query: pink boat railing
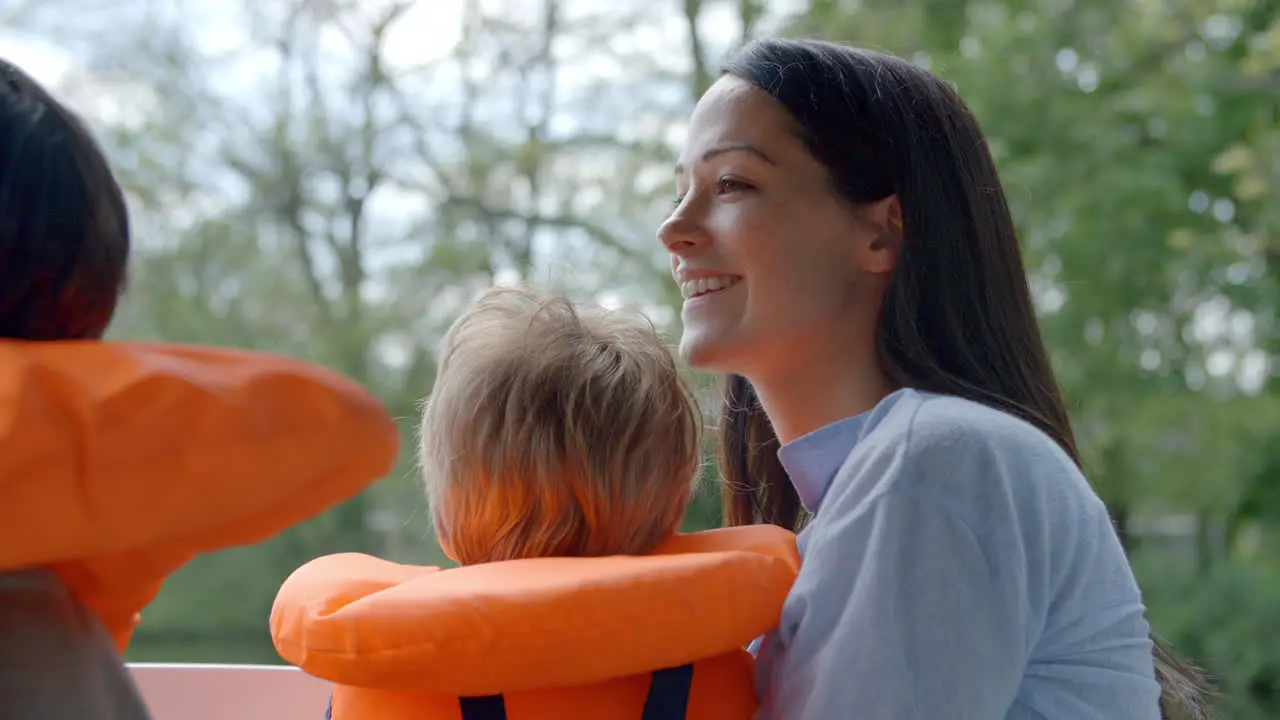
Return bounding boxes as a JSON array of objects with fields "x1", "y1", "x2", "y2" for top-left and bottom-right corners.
[{"x1": 127, "y1": 663, "x2": 331, "y2": 720}]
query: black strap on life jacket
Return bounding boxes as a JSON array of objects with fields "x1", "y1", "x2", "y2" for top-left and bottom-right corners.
[
  {"x1": 640, "y1": 663, "x2": 696, "y2": 720},
  {"x1": 458, "y1": 693, "x2": 507, "y2": 719},
  {"x1": 457, "y1": 663, "x2": 696, "y2": 720}
]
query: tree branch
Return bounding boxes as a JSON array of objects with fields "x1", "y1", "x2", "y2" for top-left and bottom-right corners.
[
  {"x1": 442, "y1": 195, "x2": 641, "y2": 259},
  {"x1": 680, "y1": 0, "x2": 711, "y2": 102}
]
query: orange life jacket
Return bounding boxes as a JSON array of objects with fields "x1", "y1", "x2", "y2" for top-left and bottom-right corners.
[
  {"x1": 271, "y1": 525, "x2": 800, "y2": 720},
  {"x1": 0, "y1": 340, "x2": 399, "y2": 650}
]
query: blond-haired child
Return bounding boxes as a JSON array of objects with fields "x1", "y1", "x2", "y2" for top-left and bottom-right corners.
[
  {"x1": 419, "y1": 285, "x2": 702, "y2": 564},
  {"x1": 272, "y1": 285, "x2": 798, "y2": 720}
]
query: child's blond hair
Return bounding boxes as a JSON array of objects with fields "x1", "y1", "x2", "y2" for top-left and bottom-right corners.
[{"x1": 419, "y1": 285, "x2": 701, "y2": 565}]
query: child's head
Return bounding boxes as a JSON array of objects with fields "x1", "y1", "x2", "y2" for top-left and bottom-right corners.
[
  {"x1": 420, "y1": 286, "x2": 702, "y2": 565},
  {"x1": 0, "y1": 59, "x2": 130, "y2": 340}
]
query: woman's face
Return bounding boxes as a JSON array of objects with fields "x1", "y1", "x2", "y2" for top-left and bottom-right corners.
[{"x1": 659, "y1": 75, "x2": 896, "y2": 383}]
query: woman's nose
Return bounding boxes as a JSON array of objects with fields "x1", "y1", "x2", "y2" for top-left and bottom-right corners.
[{"x1": 656, "y1": 211, "x2": 706, "y2": 256}]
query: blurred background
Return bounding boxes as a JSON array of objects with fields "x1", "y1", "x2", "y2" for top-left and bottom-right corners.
[{"x1": 3, "y1": 0, "x2": 1278, "y2": 715}]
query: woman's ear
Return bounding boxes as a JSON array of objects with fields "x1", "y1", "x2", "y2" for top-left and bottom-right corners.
[{"x1": 857, "y1": 195, "x2": 902, "y2": 275}]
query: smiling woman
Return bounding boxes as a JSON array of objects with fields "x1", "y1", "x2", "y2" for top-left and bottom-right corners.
[
  {"x1": 659, "y1": 37, "x2": 1213, "y2": 720},
  {"x1": 661, "y1": 69, "x2": 895, "y2": 421}
]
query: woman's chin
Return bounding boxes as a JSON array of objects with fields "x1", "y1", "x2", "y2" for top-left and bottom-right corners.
[{"x1": 678, "y1": 330, "x2": 745, "y2": 374}]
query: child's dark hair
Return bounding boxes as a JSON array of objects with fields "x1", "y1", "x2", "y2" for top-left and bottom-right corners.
[{"x1": 0, "y1": 59, "x2": 129, "y2": 340}]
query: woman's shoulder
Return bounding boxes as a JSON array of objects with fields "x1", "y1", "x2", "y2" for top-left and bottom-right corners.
[
  {"x1": 846, "y1": 389, "x2": 1100, "y2": 528},
  {"x1": 868, "y1": 388, "x2": 1076, "y2": 471}
]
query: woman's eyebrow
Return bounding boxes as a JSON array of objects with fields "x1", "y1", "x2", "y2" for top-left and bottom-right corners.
[{"x1": 674, "y1": 143, "x2": 775, "y2": 175}]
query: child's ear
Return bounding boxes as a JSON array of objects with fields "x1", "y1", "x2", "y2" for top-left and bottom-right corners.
[{"x1": 435, "y1": 531, "x2": 458, "y2": 564}]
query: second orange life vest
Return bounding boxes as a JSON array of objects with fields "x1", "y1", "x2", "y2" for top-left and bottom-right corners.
[
  {"x1": 272, "y1": 525, "x2": 801, "y2": 719},
  {"x1": 0, "y1": 340, "x2": 399, "y2": 650}
]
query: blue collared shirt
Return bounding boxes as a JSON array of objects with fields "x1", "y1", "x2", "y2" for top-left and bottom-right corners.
[{"x1": 753, "y1": 388, "x2": 1161, "y2": 719}]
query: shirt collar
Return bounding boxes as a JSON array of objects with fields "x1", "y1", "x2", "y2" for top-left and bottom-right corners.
[{"x1": 777, "y1": 413, "x2": 871, "y2": 514}]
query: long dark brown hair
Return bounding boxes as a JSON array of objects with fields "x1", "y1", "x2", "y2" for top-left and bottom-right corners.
[{"x1": 716, "y1": 38, "x2": 1213, "y2": 719}]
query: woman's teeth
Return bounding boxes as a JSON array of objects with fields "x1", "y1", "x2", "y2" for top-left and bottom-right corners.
[{"x1": 680, "y1": 275, "x2": 741, "y2": 300}]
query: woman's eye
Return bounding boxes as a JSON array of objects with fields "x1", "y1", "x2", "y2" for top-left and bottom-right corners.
[{"x1": 671, "y1": 178, "x2": 751, "y2": 208}]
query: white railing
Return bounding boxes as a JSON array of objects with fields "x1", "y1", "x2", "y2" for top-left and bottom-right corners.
[{"x1": 127, "y1": 663, "x2": 331, "y2": 720}]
